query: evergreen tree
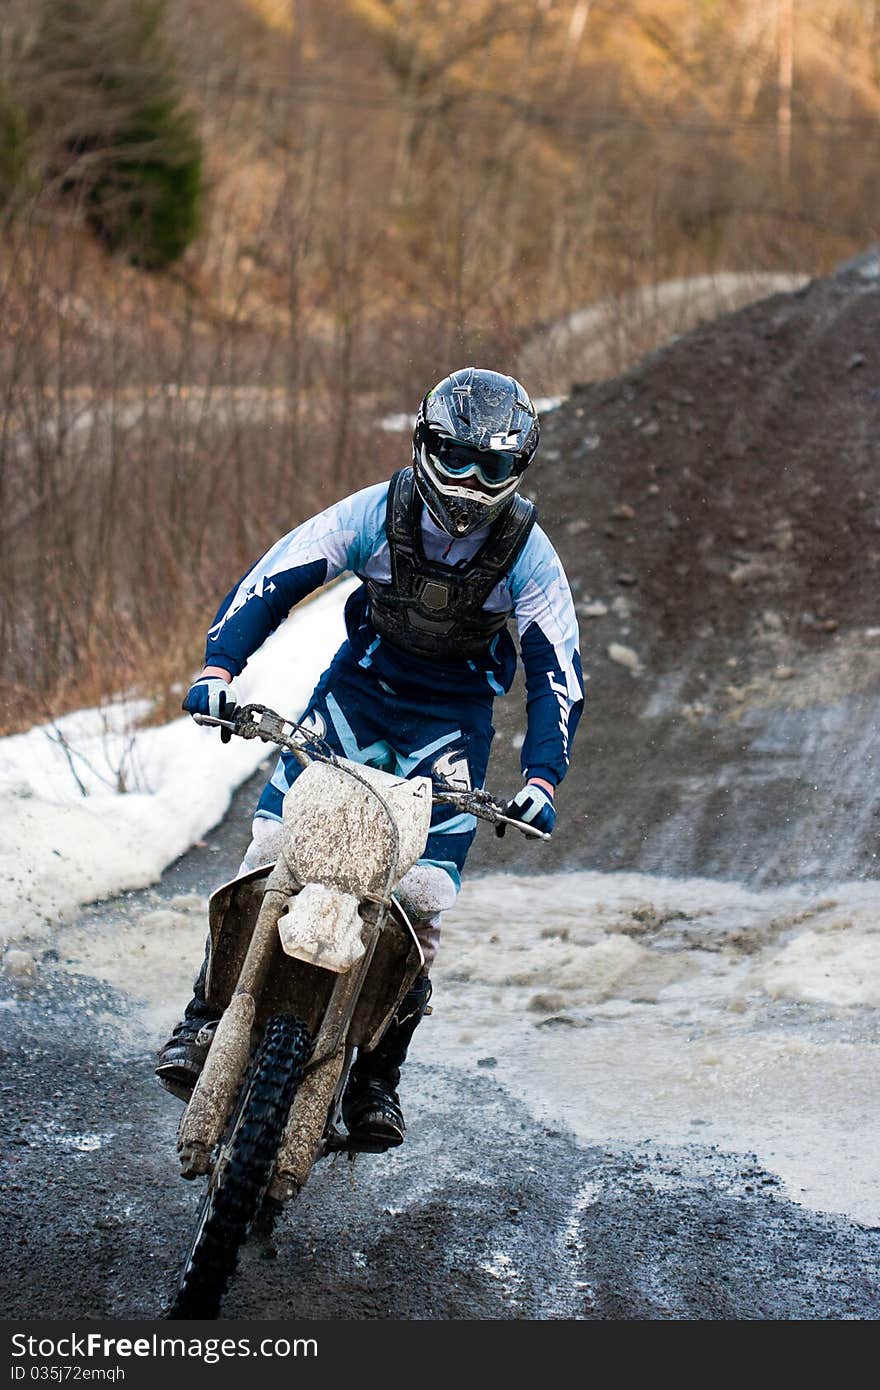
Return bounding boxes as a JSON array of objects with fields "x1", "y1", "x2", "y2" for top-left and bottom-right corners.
[{"x1": 33, "y1": 0, "x2": 204, "y2": 267}]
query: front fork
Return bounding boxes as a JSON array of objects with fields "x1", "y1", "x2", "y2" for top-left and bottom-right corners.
[
  {"x1": 267, "y1": 899, "x2": 386, "y2": 1199},
  {"x1": 176, "y1": 878, "x2": 384, "y2": 1182}
]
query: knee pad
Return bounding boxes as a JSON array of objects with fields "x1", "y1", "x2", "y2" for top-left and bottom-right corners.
[
  {"x1": 396, "y1": 863, "x2": 458, "y2": 919},
  {"x1": 238, "y1": 816, "x2": 284, "y2": 876}
]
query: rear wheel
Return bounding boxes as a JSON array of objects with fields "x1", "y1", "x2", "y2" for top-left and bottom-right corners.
[{"x1": 167, "y1": 1013, "x2": 313, "y2": 1319}]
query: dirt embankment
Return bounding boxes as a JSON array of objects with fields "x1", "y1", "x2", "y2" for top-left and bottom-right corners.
[{"x1": 475, "y1": 252, "x2": 880, "y2": 886}]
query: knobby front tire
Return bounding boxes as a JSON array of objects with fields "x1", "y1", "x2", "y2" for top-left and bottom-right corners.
[{"x1": 168, "y1": 1013, "x2": 313, "y2": 1319}]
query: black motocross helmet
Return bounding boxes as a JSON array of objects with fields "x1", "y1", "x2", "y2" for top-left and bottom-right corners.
[{"x1": 412, "y1": 367, "x2": 540, "y2": 537}]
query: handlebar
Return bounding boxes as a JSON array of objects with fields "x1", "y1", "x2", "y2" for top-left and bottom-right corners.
[{"x1": 193, "y1": 703, "x2": 551, "y2": 842}]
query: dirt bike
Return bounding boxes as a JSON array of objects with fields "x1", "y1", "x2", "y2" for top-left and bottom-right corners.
[{"x1": 165, "y1": 702, "x2": 548, "y2": 1319}]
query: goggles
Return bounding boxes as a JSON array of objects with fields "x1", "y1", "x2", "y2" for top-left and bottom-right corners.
[{"x1": 430, "y1": 438, "x2": 524, "y2": 490}]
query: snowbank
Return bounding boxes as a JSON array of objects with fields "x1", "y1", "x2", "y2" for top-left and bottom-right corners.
[{"x1": 0, "y1": 579, "x2": 357, "y2": 943}]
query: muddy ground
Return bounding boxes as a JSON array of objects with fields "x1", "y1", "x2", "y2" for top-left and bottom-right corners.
[
  {"x1": 1, "y1": 768, "x2": 878, "y2": 1321},
  {"x1": 1, "y1": 256, "x2": 878, "y2": 1321}
]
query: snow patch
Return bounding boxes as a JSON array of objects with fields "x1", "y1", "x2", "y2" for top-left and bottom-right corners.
[{"x1": 0, "y1": 579, "x2": 357, "y2": 943}]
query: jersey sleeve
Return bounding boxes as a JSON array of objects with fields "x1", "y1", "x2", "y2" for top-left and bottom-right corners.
[
  {"x1": 508, "y1": 525, "x2": 584, "y2": 786},
  {"x1": 204, "y1": 481, "x2": 388, "y2": 676}
]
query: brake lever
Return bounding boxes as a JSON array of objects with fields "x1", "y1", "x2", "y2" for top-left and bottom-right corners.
[
  {"x1": 192, "y1": 713, "x2": 236, "y2": 731},
  {"x1": 192, "y1": 707, "x2": 314, "y2": 767},
  {"x1": 493, "y1": 812, "x2": 552, "y2": 842},
  {"x1": 432, "y1": 785, "x2": 551, "y2": 841}
]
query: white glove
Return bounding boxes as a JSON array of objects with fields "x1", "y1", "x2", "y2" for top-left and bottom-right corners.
[
  {"x1": 497, "y1": 782, "x2": 556, "y2": 837},
  {"x1": 182, "y1": 676, "x2": 239, "y2": 740}
]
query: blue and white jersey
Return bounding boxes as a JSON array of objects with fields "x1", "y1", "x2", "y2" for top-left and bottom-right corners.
[{"x1": 205, "y1": 481, "x2": 584, "y2": 785}]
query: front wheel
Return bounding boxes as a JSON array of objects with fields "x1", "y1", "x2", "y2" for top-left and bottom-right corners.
[{"x1": 168, "y1": 1013, "x2": 313, "y2": 1319}]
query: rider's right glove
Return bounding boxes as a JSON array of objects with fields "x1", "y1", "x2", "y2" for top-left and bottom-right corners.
[
  {"x1": 496, "y1": 782, "x2": 556, "y2": 838},
  {"x1": 183, "y1": 676, "x2": 239, "y2": 743}
]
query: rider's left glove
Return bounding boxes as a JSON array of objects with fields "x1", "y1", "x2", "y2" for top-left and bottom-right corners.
[
  {"x1": 496, "y1": 782, "x2": 556, "y2": 837},
  {"x1": 183, "y1": 676, "x2": 239, "y2": 743}
]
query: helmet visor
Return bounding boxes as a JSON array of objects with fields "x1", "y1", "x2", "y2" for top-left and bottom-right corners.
[{"x1": 431, "y1": 439, "x2": 523, "y2": 490}]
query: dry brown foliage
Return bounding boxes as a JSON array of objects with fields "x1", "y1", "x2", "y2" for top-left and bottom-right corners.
[{"x1": 1, "y1": 0, "x2": 879, "y2": 729}]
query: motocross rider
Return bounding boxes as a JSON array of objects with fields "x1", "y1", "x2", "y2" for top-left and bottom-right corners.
[{"x1": 156, "y1": 367, "x2": 584, "y2": 1149}]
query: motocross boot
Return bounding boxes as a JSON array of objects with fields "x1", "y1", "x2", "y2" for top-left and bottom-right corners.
[
  {"x1": 342, "y1": 975, "x2": 432, "y2": 1150},
  {"x1": 155, "y1": 942, "x2": 220, "y2": 1102}
]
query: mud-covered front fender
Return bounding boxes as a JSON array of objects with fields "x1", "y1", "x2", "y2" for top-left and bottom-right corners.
[{"x1": 205, "y1": 867, "x2": 422, "y2": 1049}]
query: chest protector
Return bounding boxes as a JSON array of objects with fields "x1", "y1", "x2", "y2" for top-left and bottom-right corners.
[{"x1": 366, "y1": 468, "x2": 537, "y2": 661}]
